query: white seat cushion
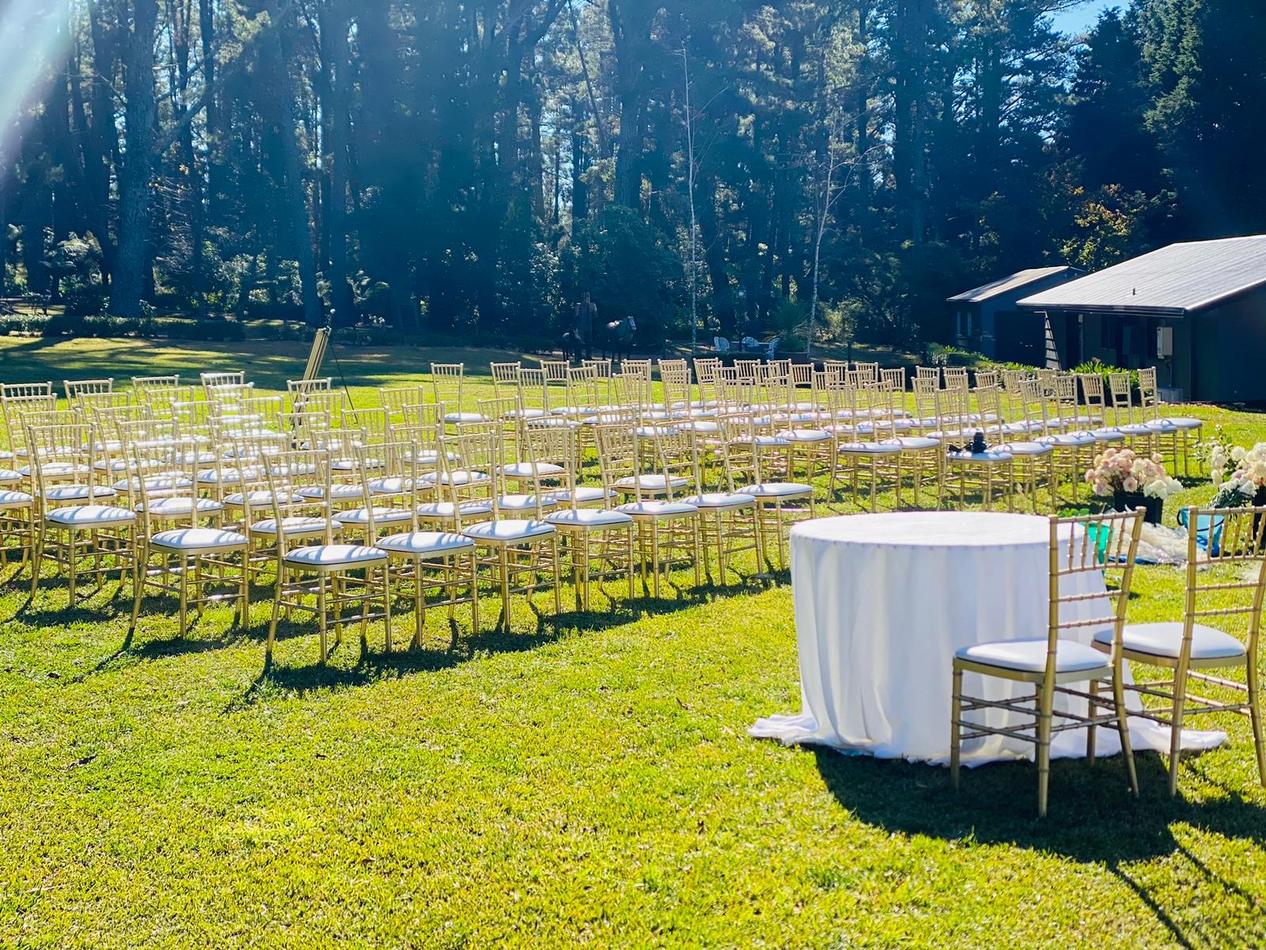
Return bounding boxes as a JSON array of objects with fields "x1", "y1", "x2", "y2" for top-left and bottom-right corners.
[
  {"x1": 0, "y1": 489, "x2": 34, "y2": 509},
  {"x1": 137, "y1": 497, "x2": 224, "y2": 517},
  {"x1": 682, "y1": 492, "x2": 756, "y2": 510},
  {"x1": 295, "y1": 483, "x2": 364, "y2": 501},
  {"x1": 1002, "y1": 441, "x2": 1054, "y2": 457},
  {"x1": 836, "y1": 441, "x2": 902, "y2": 455},
  {"x1": 776, "y1": 429, "x2": 831, "y2": 443},
  {"x1": 415, "y1": 500, "x2": 494, "y2": 519},
  {"x1": 616, "y1": 500, "x2": 699, "y2": 519},
  {"x1": 366, "y1": 476, "x2": 427, "y2": 496},
  {"x1": 500, "y1": 462, "x2": 566, "y2": 479},
  {"x1": 375, "y1": 531, "x2": 475, "y2": 557},
  {"x1": 1090, "y1": 428, "x2": 1127, "y2": 443},
  {"x1": 428, "y1": 469, "x2": 491, "y2": 487},
  {"x1": 957, "y1": 638, "x2": 1109, "y2": 675},
  {"x1": 44, "y1": 484, "x2": 116, "y2": 503},
  {"x1": 1159, "y1": 417, "x2": 1202, "y2": 431},
  {"x1": 497, "y1": 493, "x2": 559, "y2": 512},
  {"x1": 1041, "y1": 432, "x2": 1097, "y2": 448},
  {"x1": 896, "y1": 436, "x2": 942, "y2": 451},
  {"x1": 552, "y1": 486, "x2": 615, "y2": 505},
  {"x1": 1096, "y1": 622, "x2": 1247, "y2": 662},
  {"x1": 150, "y1": 527, "x2": 248, "y2": 552},
  {"x1": 614, "y1": 475, "x2": 690, "y2": 493},
  {"x1": 46, "y1": 505, "x2": 137, "y2": 528},
  {"x1": 284, "y1": 544, "x2": 387, "y2": 570},
  {"x1": 0, "y1": 468, "x2": 23, "y2": 485},
  {"x1": 196, "y1": 466, "x2": 261, "y2": 485},
  {"x1": 333, "y1": 506, "x2": 415, "y2": 526},
  {"x1": 545, "y1": 508, "x2": 635, "y2": 529},
  {"x1": 224, "y1": 490, "x2": 300, "y2": 507},
  {"x1": 462, "y1": 519, "x2": 556, "y2": 543},
  {"x1": 249, "y1": 517, "x2": 342, "y2": 537},
  {"x1": 948, "y1": 449, "x2": 1013, "y2": 462},
  {"x1": 737, "y1": 482, "x2": 814, "y2": 499},
  {"x1": 443, "y1": 411, "x2": 487, "y2": 424},
  {"x1": 113, "y1": 474, "x2": 194, "y2": 495}
]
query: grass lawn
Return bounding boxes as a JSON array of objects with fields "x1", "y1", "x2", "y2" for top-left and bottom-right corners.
[{"x1": 1, "y1": 337, "x2": 1265, "y2": 947}]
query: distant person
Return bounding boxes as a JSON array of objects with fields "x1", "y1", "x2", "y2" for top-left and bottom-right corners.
[{"x1": 573, "y1": 292, "x2": 597, "y2": 361}]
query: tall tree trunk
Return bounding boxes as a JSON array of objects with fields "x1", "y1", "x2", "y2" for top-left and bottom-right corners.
[
  {"x1": 111, "y1": 0, "x2": 159, "y2": 317},
  {"x1": 263, "y1": 4, "x2": 322, "y2": 327},
  {"x1": 609, "y1": 0, "x2": 647, "y2": 210},
  {"x1": 320, "y1": 0, "x2": 356, "y2": 325}
]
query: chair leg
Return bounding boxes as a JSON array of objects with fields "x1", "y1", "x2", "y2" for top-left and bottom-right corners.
[
  {"x1": 318, "y1": 573, "x2": 329, "y2": 664},
  {"x1": 1036, "y1": 683, "x2": 1054, "y2": 818},
  {"x1": 950, "y1": 667, "x2": 963, "y2": 791},
  {"x1": 1249, "y1": 657, "x2": 1266, "y2": 787},
  {"x1": 1169, "y1": 668, "x2": 1189, "y2": 796},
  {"x1": 1086, "y1": 678, "x2": 1099, "y2": 767},
  {"x1": 1112, "y1": 670, "x2": 1139, "y2": 797},
  {"x1": 381, "y1": 566, "x2": 393, "y2": 652}
]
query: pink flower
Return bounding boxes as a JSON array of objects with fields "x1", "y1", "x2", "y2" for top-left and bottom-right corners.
[{"x1": 1123, "y1": 476, "x2": 1139, "y2": 493}]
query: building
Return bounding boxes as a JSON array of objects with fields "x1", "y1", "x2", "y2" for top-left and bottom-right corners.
[
  {"x1": 1018, "y1": 235, "x2": 1266, "y2": 402},
  {"x1": 945, "y1": 266, "x2": 1081, "y2": 364}
]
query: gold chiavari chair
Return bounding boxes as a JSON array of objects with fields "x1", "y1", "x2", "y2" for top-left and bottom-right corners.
[
  {"x1": 938, "y1": 386, "x2": 1014, "y2": 511},
  {"x1": 536, "y1": 423, "x2": 635, "y2": 611},
  {"x1": 941, "y1": 366, "x2": 970, "y2": 393},
  {"x1": 1094, "y1": 506, "x2": 1266, "y2": 795},
  {"x1": 977, "y1": 384, "x2": 1056, "y2": 513},
  {"x1": 682, "y1": 425, "x2": 758, "y2": 585},
  {"x1": 200, "y1": 370, "x2": 246, "y2": 391},
  {"x1": 126, "y1": 436, "x2": 249, "y2": 638},
  {"x1": 379, "y1": 385, "x2": 428, "y2": 429},
  {"x1": 879, "y1": 367, "x2": 907, "y2": 394},
  {"x1": 658, "y1": 359, "x2": 693, "y2": 415},
  {"x1": 852, "y1": 361, "x2": 880, "y2": 385},
  {"x1": 1137, "y1": 367, "x2": 1201, "y2": 476},
  {"x1": 1016, "y1": 379, "x2": 1096, "y2": 505},
  {"x1": 264, "y1": 446, "x2": 391, "y2": 664},
  {"x1": 826, "y1": 382, "x2": 902, "y2": 512},
  {"x1": 64, "y1": 378, "x2": 114, "y2": 405},
  {"x1": 371, "y1": 439, "x2": 480, "y2": 647},
  {"x1": 1, "y1": 386, "x2": 57, "y2": 463},
  {"x1": 726, "y1": 414, "x2": 815, "y2": 573},
  {"x1": 601, "y1": 424, "x2": 701, "y2": 599},
  {"x1": 454, "y1": 423, "x2": 561, "y2": 631},
  {"x1": 868, "y1": 381, "x2": 944, "y2": 509},
  {"x1": 432, "y1": 363, "x2": 485, "y2": 425},
  {"x1": 693, "y1": 357, "x2": 721, "y2": 408},
  {"x1": 28, "y1": 422, "x2": 137, "y2": 606},
  {"x1": 951, "y1": 509, "x2": 1146, "y2": 817},
  {"x1": 287, "y1": 377, "x2": 333, "y2": 413}
]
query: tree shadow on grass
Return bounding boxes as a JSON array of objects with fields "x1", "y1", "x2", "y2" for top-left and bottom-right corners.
[{"x1": 811, "y1": 748, "x2": 1266, "y2": 948}]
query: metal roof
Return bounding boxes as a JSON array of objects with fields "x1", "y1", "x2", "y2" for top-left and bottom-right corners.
[
  {"x1": 1017, "y1": 235, "x2": 1266, "y2": 316},
  {"x1": 947, "y1": 266, "x2": 1075, "y2": 304}
]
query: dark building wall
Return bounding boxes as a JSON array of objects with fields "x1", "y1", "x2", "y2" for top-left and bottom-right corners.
[{"x1": 1191, "y1": 293, "x2": 1266, "y2": 402}]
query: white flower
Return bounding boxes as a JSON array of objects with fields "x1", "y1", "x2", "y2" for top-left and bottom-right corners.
[{"x1": 1231, "y1": 446, "x2": 1246, "y2": 462}]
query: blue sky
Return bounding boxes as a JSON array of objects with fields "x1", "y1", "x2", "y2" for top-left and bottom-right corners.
[{"x1": 1051, "y1": 0, "x2": 1121, "y2": 34}]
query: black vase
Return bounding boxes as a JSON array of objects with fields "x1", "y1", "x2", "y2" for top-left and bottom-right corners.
[{"x1": 1111, "y1": 490, "x2": 1163, "y2": 525}]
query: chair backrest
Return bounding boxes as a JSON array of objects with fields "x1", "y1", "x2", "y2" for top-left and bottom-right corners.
[
  {"x1": 915, "y1": 366, "x2": 940, "y2": 386},
  {"x1": 1047, "y1": 510, "x2": 1145, "y2": 680},
  {"x1": 942, "y1": 366, "x2": 969, "y2": 392},
  {"x1": 1107, "y1": 372, "x2": 1134, "y2": 422},
  {"x1": 1179, "y1": 506, "x2": 1266, "y2": 662},
  {"x1": 1077, "y1": 373, "x2": 1106, "y2": 416},
  {"x1": 200, "y1": 371, "x2": 246, "y2": 390},
  {"x1": 879, "y1": 367, "x2": 906, "y2": 392},
  {"x1": 64, "y1": 378, "x2": 113, "y2": 403},
  {"x1": 262, "y1": 447, "x2": 338, "y2": 552},
  {"x1": 1137, "y1": 367, "x2": 1161, "y2": 419}
]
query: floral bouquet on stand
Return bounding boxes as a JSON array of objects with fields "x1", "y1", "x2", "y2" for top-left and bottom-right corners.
[
  {"x1": 1085, "y1": 447, "x2": 1183, "y2": 524},
  {"x1": 1210, "y1": 442, "x2": 1266, "y2": 509}
]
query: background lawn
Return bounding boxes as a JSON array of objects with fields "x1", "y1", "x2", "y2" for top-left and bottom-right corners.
[{"x1": 1, "y1": 337, "x2": 1264, "y2": 947}]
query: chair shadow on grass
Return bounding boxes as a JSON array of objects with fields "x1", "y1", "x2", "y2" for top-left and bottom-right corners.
[{"x1": 811, "y1": 748, "x2": 1266, "y2": 948}]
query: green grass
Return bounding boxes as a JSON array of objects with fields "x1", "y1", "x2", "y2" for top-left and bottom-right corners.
[{"x1": 1, "y1": 337, "x2": 1265, "y2": 947}]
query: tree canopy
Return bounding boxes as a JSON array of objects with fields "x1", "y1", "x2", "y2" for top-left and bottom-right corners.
[{"x1": 0, "y1": 0, "x2": 1261, "y2": 347}]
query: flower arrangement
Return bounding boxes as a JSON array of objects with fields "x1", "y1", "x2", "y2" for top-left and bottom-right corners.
[
  {"x1": 1084, "y1": 447, "x2": 1183, "y2": 501},
  {"x1": 1209, "y1": 441, "x2": 1266, "y2": 508},
  {"x1": 1197, "y1": 425, "x2": 1239, "y2": 486}
]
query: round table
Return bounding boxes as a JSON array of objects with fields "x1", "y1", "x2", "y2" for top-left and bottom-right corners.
[{"x1": 750, "y1": 511, "x2": 1214, "y2": 764}]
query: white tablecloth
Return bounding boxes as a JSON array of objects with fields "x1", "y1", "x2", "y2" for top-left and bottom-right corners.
[{"x1": 750, "y1": 511, "x2": 1223, "y2": 765}]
